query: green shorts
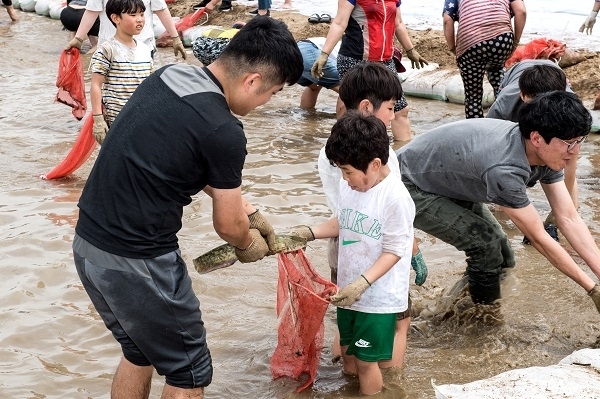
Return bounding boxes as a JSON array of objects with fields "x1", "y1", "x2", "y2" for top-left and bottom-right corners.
[{"x1": 337, "y1": 308, "x2": 396, "y2": 362}]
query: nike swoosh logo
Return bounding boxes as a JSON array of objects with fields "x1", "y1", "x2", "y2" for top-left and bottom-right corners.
[{"x1": 342, "y1": 239, "x2": 361, "y2": 246}]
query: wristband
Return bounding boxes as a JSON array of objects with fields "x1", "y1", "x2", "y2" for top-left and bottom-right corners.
[
  {"x1": 92, "y1": 114, "x2": 103, "y2": 116},
  {"x1": 74, "y1": 37, "x2": 84, "y2": 43},
  {"x1": 320, "y1": 51, "x2": 329, "y2": 57},
  {"x1": 405, "y1": 47, "x2": 414, "y2": 53},
  {"x1": 360, "y1": 274, "x2": 371, "y2": 286}
]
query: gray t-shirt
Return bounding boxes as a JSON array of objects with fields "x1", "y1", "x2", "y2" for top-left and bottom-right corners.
[
  {"x1": 486, "y1": 60, "x2": 572, "y2": 121},
  {"x1": 397, "y1": 118, "x2": 564, "y2": 209}
]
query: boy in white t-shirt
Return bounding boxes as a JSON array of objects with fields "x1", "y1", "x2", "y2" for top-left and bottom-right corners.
[
  {"x1": 90, "y1": 0, "x2": 154, "y2": 144},
  {"x1": 301, "y1": 111, "x2": 415, "y2": 395},
  {"x1": 295, "y1": 62, "x2": 426, "y2": 371}
]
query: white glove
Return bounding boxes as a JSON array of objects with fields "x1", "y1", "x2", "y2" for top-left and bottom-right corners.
[{"x1": 579, "y1": 10, "x2": 598, "y2": 35}]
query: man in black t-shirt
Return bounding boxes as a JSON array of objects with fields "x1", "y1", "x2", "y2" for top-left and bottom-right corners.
[{"x1": 73, "y1": 17, "x2": 302, "y2": 398}]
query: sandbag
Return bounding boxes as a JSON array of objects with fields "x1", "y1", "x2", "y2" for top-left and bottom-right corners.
[
  {"x1": 12, "y1": 0, "x2": 21, "y2": 10},
  {"x1": 400, "y1": 68, "x2": 451, "y2": 101},
  {"x1": 20, "y1": 0, "x2": 36, "y2": 12},
  {"x1": 270, "y1": 250, "x2": 337, "y2": 392},
  {"x1": 182, "y1": 25, "x2": 219, "y2": 47},
  {"x1": 48, "y1": 0, "x2": 65, "y2": 19},
  {"x1": 55, "y1": 48, "x2": 87, "y2": 120},
  {"x1": 41, "y1": 113, "x2": 97, "y2": 180},
  {"x1": 34, "y1": 0, "x2": 50, "y2": 16},
  {"x1": 445, "y1": 74, "x2": 496, "y2": 107}
]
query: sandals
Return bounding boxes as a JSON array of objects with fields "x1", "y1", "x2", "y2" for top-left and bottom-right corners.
[{"x1": 308, "y1": 13, "x2": 332, "y2": 24}]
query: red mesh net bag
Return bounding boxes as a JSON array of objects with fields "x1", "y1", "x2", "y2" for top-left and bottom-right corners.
[
  {"x1": 505, "y1": 38, "x2": 566, "y2": 68},
  {"x1": 156, "y1": 9, "x2": 206, "y2": 47},
  {"x1": 271, "y1": 250, "x2": 337, "y2": 392},
  {"x1": 41, "y1": 113, "x2": 97, "y2": 180},
  {"x1": 55, "y1": 48, "x2": 87, "y2": 120}
]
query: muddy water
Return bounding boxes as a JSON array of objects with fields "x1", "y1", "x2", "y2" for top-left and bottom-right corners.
[{"x1": 2, "y1": 12, "x2": 600, "y2": 399}]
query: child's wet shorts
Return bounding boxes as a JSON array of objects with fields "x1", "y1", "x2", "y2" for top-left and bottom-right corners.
[
  {"x1": 337, "y1": 308, "x2": 396, "y2": 362},
  {"x1": 73, "y1": 234, "x2": 212, "y2": 388}
]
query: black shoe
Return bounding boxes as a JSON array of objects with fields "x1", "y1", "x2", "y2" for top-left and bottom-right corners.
[
  {"x1": 522, "y1": 223, "x2": 559, "y2": 245},
  {"x1": 252, "y1": 9, "x2": 270, "y2": 17},
  {"x1": 192, "y1": 0, "x2": 209, "y2": 9},
  {"x1": 246, "y1": 8, "x2": 259, "y2": 15},
  {"x1": 218, "y1": 3, "x2": 232, "y2": 11}
]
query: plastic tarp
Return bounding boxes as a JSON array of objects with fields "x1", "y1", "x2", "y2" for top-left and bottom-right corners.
[{"x1": 271, "y1": 250, "x2": 337, "y2": 392}]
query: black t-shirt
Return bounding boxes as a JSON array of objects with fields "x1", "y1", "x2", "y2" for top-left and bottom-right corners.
[{"x1": 76, "y1": 64, "x2": 247, "y2": 258}]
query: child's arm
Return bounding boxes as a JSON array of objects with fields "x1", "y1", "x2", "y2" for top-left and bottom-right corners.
[
  {"x1": 291, "y1": 218, "x2": 339, "y2": 241},
  {"x1": 330, "y1": 252, "x2": 400, "y2": 306},
  {"x1": 90, "y1": 73, "x2": 104, "y2": 117},
  {"x1": 90, "y1": 72, "x2": 108, "y2": 144}
]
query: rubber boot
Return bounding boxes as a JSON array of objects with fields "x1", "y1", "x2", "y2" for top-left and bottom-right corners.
[
  {"x1": 5, "y1": 5, "x2": 18, "y2": 21},
  {"x1": 468, "y1": 271, "x2": 501, "y2": 305},
  {"x1": 6, "y1": 5, "x2": 18, "y2": 21}
]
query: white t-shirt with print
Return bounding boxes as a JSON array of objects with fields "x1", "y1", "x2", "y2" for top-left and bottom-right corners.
[{"x1": 336, "y1": 173, "x2": 414, "y2": 314}]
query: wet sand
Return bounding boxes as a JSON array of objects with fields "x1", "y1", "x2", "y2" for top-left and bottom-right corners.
[{"x1": 1, "y1": 8, "x2": 600, "y2": 399}]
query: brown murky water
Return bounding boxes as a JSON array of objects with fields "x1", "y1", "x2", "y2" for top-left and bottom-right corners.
[{"x1": 2, "y1": 12, "x2": 600, "y2": 399}]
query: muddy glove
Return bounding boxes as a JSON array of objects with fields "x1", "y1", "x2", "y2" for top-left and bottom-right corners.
[
  {"x1": 65, "y1": 36, "x2": 84, "y2": 50},
  {"x1": 234, "y1": 229, "x2": 269, "y2": 263},
  {"x1": 172, "y1": 36, "x2": 187, "y2": 59},
  {"x1": 248, "y1": 210, "x2": 277, "y2": 251},
  {"x1": 579, "y1": 11, "x2": 598, "y2": 35},
  {"x1": 411, "y1": 250, "x2": 428, "y2": 286},
  {"x1": 310, "y1": 51, "x2": 329, "y2": 79},
  {"x1": 589, "y1": 284, "x2": 600, "y2": 314},
  {"x1": 405, "y1": 47, "x2": 429, "y2": 69},
  {"x1": 290, "y1": 225, "x2": 315, "y2": 242},
  {"x1": 330, "y1": 275, "x2": 371, "y2": 306},
  {"x1": 92, "y1": 114, "x2": 109, "y2": 145}
]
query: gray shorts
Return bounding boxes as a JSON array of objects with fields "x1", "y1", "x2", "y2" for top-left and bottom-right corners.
[{"x1": 73, "y1": 234, "x2": 212, "y2": 388}]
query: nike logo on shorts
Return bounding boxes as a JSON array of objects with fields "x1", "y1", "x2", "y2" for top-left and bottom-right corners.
[
  {"x1": 342, "y1": 239, "x2": 361, "y2": 246},
  {"x1": 354, "y1": 339, "x2": 372, "y2": 348}
]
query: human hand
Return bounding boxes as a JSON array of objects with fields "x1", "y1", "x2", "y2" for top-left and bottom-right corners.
[
  {"x1": 589, "y1": 284, "x2": 600, "y2": 314},
  {"x1": 579, "y1": 11, "x2": 598, "y2": 35},
  {"x1": 290, "y1": 225, "x2": 315, "y2": 242},
  {"x1": 172, "y1": 36, "x2": 187, "y2": 59},
  {"x1": 92, "y1": 114, "x2": 108, "y2": 145},
  {"x1": 234, "y1": 229, "x2": 269, "y2": 263},
  {"x1": 411, "y1": 250, "x2": 428, "y2": 286},
  {"x1": 248, "y1": 210, "x2": 277, "y2": 251},
  {"x1": 310, "y1": 51, "x2": 329, "y2": 79},
  {"x1": 406, "y1": 48, "x2": 429, "y2": 69},
  {"x1": 330, "y1": 275, "x2": 370, "y2": 306},
  {"x1": 65, "y1": 36, "x2": 84, "y2": 51}
]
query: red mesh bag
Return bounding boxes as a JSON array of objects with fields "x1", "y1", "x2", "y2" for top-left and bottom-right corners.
[
  {"x1": 271, "y1": 250, "x2": 338, "y2": 392},
  {"x1": 55, "y1": 48, "x2": 87, "y2": 120},
  {"x1": 41, "y1": 113, "x2": 97, "y2": 180},
  {"x1": 505, "y1": 38, "x2": 566, "y2": 68},
  {"x1": 156, "y1": 9, "x2": 206, "y2": 47}
]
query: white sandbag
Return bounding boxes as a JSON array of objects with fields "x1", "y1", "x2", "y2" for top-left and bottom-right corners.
[
  {"x1": 182, "y1": 25, "x2": 220, "y2": 47},
  {"x1": 445, "y1": 74, "x2": 496, "y2": 107},
  {"x1": 400, "y1": 64, "x2": 451, "y2": 102},
  {"x1": 20, "y1": 0, "x2": 36, "y2": 12},
  {"x1": 153, "y1": 14, "x2": 180, "y2": 39},
  {"x1": 34, "y1": 0, "x2": 50, "y2": 16},
  {"x1": 12, "y1": 0, "x2": 21, "y2": 10},
  {"x1": 433, "y1": 348, "x2": 600, "y2": 399},
  {"x1": 48, "y1": 0, "x2": 65, "y2": 19}
]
